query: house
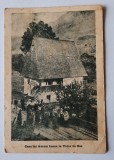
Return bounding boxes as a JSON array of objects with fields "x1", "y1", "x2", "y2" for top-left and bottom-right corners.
[{"x1": 22, "y1": 37, "x2": 87, "y2": 103}]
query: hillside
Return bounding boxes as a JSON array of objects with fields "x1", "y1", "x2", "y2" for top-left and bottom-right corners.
[
  {"x1": 12, "y1": 11, "x2": 96, "y2": 56},
  {"x1": 51, "y1": 11, "x2": 96, "y2": 56},
  {"x1": 52, "y1": 11, "x2": 95, "y2": 41},
  {"x1": 12, "y1": 37, "x2": 23, "y2": 55}
]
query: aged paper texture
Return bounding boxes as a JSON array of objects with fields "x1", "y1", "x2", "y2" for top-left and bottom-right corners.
[{"x1": 4, "y1": 5, "x2": 106, "y2": 153}]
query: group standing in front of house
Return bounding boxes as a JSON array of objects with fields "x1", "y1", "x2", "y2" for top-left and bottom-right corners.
[{"x1": 12, "y1": 99, "x2": 70, "y2": 129}]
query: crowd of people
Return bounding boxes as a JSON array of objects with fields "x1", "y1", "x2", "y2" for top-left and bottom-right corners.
[{"x1": 12, "y1": 99, "x2": 70, "y2": 129}]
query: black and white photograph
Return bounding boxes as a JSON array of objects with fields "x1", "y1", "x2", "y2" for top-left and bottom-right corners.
[
  {"x1": 11, "y1": 10, "x2": 98, "y2": 141},
  {"x1": 4, "y1": 6, "x2": 106, "y2": 153}
]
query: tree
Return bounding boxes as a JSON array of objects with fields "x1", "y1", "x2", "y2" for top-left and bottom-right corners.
[
  {"x1": 20, "y1": 21, "x2": 59, "y2": 54},
  {"x1": 12, "y1": 54, "x2": 24, "y2": 73},
  {"x1": 55, "y1": 80, "x2": 96, "y2": 117},
  {"x1": 80, "y1": 53, "x2": 96, "y2": 82}
]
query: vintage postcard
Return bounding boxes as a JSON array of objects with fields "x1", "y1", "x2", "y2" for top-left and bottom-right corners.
[{"x1": 4, "y1": 6, "x2": 106, "y2": 153}]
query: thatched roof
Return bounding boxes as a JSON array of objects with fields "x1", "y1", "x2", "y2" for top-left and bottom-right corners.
[{"x1": 22, "y1": 38, "x2": 87, "y2": 80}]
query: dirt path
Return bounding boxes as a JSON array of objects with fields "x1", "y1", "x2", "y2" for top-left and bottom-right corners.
[{"x1": 33, "y1": 124, "x2": 94, "y2": 140}]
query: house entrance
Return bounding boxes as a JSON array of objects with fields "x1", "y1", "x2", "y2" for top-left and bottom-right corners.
[{"x1": 47, "y1": 95, "x2": 51, "y2": 102}]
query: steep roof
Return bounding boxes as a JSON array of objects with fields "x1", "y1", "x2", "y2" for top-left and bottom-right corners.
[{"x1": 22, "y1": 37, "x2": 87, "y2": 80}]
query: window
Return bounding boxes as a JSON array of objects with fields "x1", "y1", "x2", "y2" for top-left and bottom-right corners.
[
  {"x1": 48, "y1": 81, "x2": 53, "y2": 85},
  {"x1": 47, "y1": 95, "x2": 51, "y2": 101}
]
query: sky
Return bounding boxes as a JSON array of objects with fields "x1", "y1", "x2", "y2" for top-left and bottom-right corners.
[{"x1": 11, "y1": 12, "x2": 65, "y2": 37}]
